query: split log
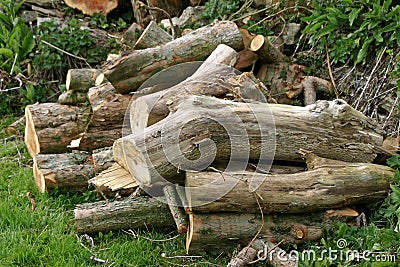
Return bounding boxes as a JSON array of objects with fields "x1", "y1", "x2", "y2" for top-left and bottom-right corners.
[
  {"x1": 79, "y1": 83, "x2": 131, "y2": 151},
  {"x1": 92, "y1": 146, "x2": 114, "y2": 174},
  {"x1": 64, "y1": 0, "x2": 118, "y2": 16},
  {"x1": 163, "y1": 185, "x2": 188, "y2": 234},
  {"x1": 74, "y1": 196, "x2": 174, "y2": 234},
  {"x1": 24, "y1": 103, "x2": 90, "y2": 156},
  {"x1": 66, "y1": 69, "x2": 102, "y2": 92},
  {"x1": 116, "y1": 96, "x2": 383, "y2": 188},
  {"x1": 33, "y1": 151, "x2": 93, "y2": 193},
  {"x1": 89, "y1": 163, "x2": 138, "y2": 198},
  {"x1": 58, "y1": 90, "x2": 88, "y2": 105},
  {"x1": 5, "y1": 116, "x2": 25, "y2": 135},
  {"x1": 186, "y1": 211, "x2": 352, "y2": 253},
  {"x1": 103, "y1": 20, "x2": 244, "y2": 93},
  {"x1": 134, "y1": 21, "x2": 172, "y2": 49},
  {"x1": 250, "y1": 34, "x2": 287, "y2": 63},
  {"x1": 185, "y1": 153, "x2": 395, "y2": 213}
]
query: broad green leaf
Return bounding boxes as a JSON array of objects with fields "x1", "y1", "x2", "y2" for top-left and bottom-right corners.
[
  {"x1": 390, "y1": 184, "x2": 400, "y2": 204},
  {"x1": 0, "y1": 48, "x2": 13, "y2": 58},
  {"x1": 355, "y1": 37, "x2": 374, "y2": 64},
  {"x1": 315, "y1": 24, "x2": 338, "y2": 38},
  {"x1": 383, "y1": 0, "x2": 392, "y2": 13},
  {"x1": 387, "y1": 156, "x2": 400, "y2": 168},
  {"x1": 303, "y1": 21, "x2": 324, "y2": 33},
  {"x1": 20, "y1": 30, "x2": 35, "y2": 59},
  {"x1": 349, "y1": 7, "x2": 363, "y2": 26}
]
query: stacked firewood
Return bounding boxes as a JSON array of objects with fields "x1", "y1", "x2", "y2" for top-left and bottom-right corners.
[{"x1": 22, "y1": 19, "x2": 395, "y2": 265}]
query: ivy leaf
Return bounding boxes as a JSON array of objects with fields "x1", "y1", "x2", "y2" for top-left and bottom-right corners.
[{"x1": 355, "y1": 37, "x2": 374, "y2": 64}]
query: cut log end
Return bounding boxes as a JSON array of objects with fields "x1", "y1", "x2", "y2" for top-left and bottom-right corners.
[
  {"x1": 24, "y1": 106, "x2": 40, "y2": 156},
  {"x1": 249, "y1": 34, "x2": 265, "y2": 52}
]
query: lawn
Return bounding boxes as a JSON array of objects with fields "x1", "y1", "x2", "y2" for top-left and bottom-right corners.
[{"x1": 0, "y1": 117, "x2": 228, "y2": 267}]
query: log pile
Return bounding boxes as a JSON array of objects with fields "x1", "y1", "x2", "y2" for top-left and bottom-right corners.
[{"x1": 19, "y1": 17, "x2": 397, "y2": 265}]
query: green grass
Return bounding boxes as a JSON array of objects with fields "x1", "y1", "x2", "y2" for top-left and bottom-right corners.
[{"x1": 0, "y1": 117, "x2": 228, "y2": 267}]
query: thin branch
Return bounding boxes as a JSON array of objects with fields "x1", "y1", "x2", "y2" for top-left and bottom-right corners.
[
  {"x1": 41, "y1": 40, "x2": 92, "y2": 68},
  {"x1": 325, "y1": 41, "x2": 339, "y2": 98}
]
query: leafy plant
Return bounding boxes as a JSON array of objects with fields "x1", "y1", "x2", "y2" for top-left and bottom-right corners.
[
  {"x1": 0, "y1": 0, "x2": 35, "y2": 75},
  {"x1": 202, "y1": 0, "x2": 241, "y2": 22},
  {"x1": 302, "y1": 0, "x2": 400, "y2": 65}
]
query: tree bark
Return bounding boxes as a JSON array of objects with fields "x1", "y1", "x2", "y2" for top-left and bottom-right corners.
[
  {"x1": 24, "y1": 103, "x2": 91, "y2": 156},
  {"x1": 134, "y1": 20, "x2": 172, "y2": 49},
  {"x1": 185, "y1": 153, "x2": 394, "y2": 213},
  {"x1": 163, "y1": 185, "x2": 188, "y2": 234},
  {"x1": 116, "y1": 96, "x2": 383, "y2": 188},
  {"x1": 74, "y1": 196, "x2": 174, "y2": 234},
  {"x1": 250, "y1": 34, "x2": 287, "y2": 63},
  {"x1": 58, "y1": 90, "x2": 88, "y2": 105},
  {"x1": 186, "y1": 211, "x2": 350, "y2": 254},
  {"x1": 33, "y1": 152, "x2": 93, "y2": 193},
  {"x1": 103, "y1": 20, "x2": 244, "y2": 93},
  {"x1": 89, "y1": 163, "x2": 138, "y2": 198},
  {"x1": 66, "y1": 69, "x2": 102, "y2": 92},
  {"x1": 78, "y1": 83, "x2": 131, "y2": 151},
  {"x1": 92, "y1": 146, "x2": 114, "y2": 174}
]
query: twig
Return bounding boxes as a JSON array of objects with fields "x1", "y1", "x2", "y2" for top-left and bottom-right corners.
[
  {"x1": 247, "y1": 192, "x2": 265, "y2": 248},
  {"x1": 10, "y1": 53, "x2": 18, "y2": 75},
  {"x1": 41, "y1": 40, "x2": 91, "y2": 68},
  {"x1": 0, "y1": 77, "x2": 22, "y2": 93},
  {"x1": 123, "y1": 229, "x2": 180, "y2": 242},
  {"x1": 229, "y1": 0, "x2": 253, "y2": 21},
  {"x1": 161, "y1": 253, "x2": 203, "y2": 259},
  {"x1": 325, "y1": 41, "x2": 339, "y2": 98},
  {"x1": 354, "y1": 46, "x2": 387, "y2": 109}
]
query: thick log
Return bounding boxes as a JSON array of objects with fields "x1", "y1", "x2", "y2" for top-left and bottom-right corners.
[
  {"x1": 186, "y1": 211, "x2": 350, "y2": 253},
  {"x1": 58, "y1": 90, "x2": 88, "y2": 105},
  {"x1": 64, "y1": 0, "x2": 118, "y2": 16},
  {"x1": 235, "y1": 50, "x2": 259, "y2": 70},
  {"x1": 24, "y1": 103, "x2": 90, "y2": 156},
  {"x1": 128, "y1": 44, "x2": 250, "y2": 131},
  {"x1": 78, "y1": 83, "x2": 131, "y2": 151},
  {"x1": 74, "y1": 196, "x2": 174, "y2": 234},
  {"x1": 163, "y1": 185, "x2": 188, "y2": 234},
  {"x1": 33, "y1": 152, "x2": 93, "y2": 193},
  {"x1": 134, "y1": 21, "x2": 172, "y2": 49},
  {"x1": 92, "y1": 146, "x2": 114, "y2": 174},
  {"x1": 117, "y1": 96, "x2": 383, "y2": 187},
  {"x1": 103, "y1": 20, "x2": 244, "y2": 93},
  {"x1": 66, "y1": 69, "x2": 102, "y2": 92},
  {"x1": 250, "y1": 34, "x2": 286, "y2": 63},
  {"x1": 89, "y1": 163, "x2": 138, "y2": 198},
  {"x1": 186, "y1": 153, "x2": 395, "y2": 213}
]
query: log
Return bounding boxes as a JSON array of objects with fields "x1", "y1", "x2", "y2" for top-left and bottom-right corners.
[
  {"x1": 186, "y1": 211, "x2": 351, "y2": 253},
  {"x1": 66, "y1": 69, "x2": 102, "y2": 92},
  {"x1": 74, "y1": 196, "x2": 174, "y2": 234},
  {"x1": 103, "y1": 20, "x2": 244, "y2": 93},
  {"x1": 302, "y1": 76, "x2": 333, "y2": 105},
  {"x1": 64, "y1": 0, "x2": 118, "y2": 16},
  {"x1": 116, "y1": 96, "x2": 383, "y2": 188},
  {"x1": 163, "y1": 185, "x2": 188, "y2": 234},
  {"x1": 234, "y1": 50, "x2": 259, "y2": 70},
  {"x1": 127, "y1": 43, "x2": 253, "y2": 131},
  {"x1": 58, "y1": 90, "x2": 88, "y2": 105},
  {"x1": 5, "y1": 116, "x2": 25, "y2": 136},
  {"x1": 249, "y1": 34, "x2": 286, "y2": 63},
  {"x1": 89, "y1": 163, "x2": 138, "y2": 198},
  {"x1": 92, "y1": 146, "x2": 114, "y2": 174},
  {"x1": 134, "y1": 21, "x2": 173, "y2": 49},
  {"x1": 24, "y1": 103, "x2": 91, "y2": 156},
  {"x1": 185, "y1": 153, "x2": 395, "y2": 213},
  {"x1": 33, "y1": 151, "x2": 94, "y2": 193},
  {"x1": 78, "y1": 83, "x2": 131, "y2": 151}
]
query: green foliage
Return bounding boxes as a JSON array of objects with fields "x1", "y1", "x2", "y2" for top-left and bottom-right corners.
[
  {"x1": 33, "y1": 18, "x2": 118, "y2": 82},
  {"x1": 202, "y1": 0, "x2": 241, "y2": 22},
  {"x1": 302, "y1": 0, "x2": 400, "y2": 65},
  {"x1": 89, "y1": 12, "x2": 130, "y2": 32},
  {"x1": 0, "y1": 0, "x2": 35, "y2": 74}
]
